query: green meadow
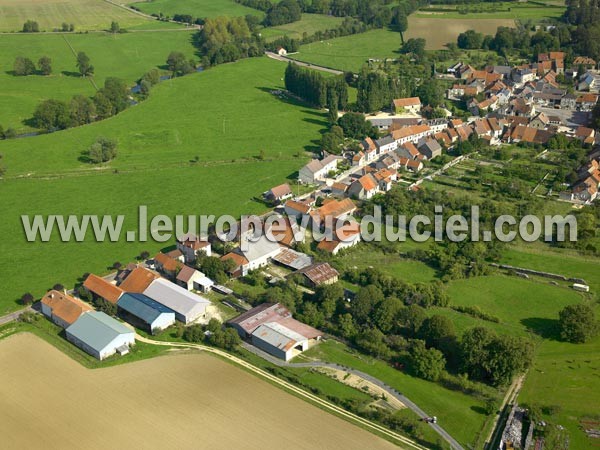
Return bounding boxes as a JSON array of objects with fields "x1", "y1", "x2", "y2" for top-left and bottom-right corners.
[
  {"x1": 260, "y1": 13, "x2": 345, "y2": 41},
  {"x1": 129, "y1": 0, "x2": 264, "y2": 19},
  {"x1": 0, "y1": 31, "x2": 197, "y2": 133},
  {"x1": 295, "y1": 28, "x2": 402, "y2": 73},
  {"x1": 0, "y1": 0, "x2": 152, "y2": 32},
  {"x1": 0, "y1": 57, "x2": 327, "y2": 312}
]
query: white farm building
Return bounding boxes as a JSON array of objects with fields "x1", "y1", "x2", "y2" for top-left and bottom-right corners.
[
  {"x1": 65, "y1": 311, "x2": 135, "y2": 360},
  {"x1": 143, "y1": 278, "x2": 211, "y2": 324}
]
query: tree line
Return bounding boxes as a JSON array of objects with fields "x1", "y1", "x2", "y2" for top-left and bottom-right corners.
[
  {"x1": 33, "y1": 77, "x2": 130, "y2": 131},
  {"x1": 284, "y1": 62, "x2": 348, "y2": 109}
]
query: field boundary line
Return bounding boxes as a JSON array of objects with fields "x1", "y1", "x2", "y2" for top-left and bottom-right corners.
[
  {"x1": 136, "y1": 335, "x2": 429, "y2": 450},
  {"x1": 62, "y1": 35, "x2": 99, "y2": 90}
]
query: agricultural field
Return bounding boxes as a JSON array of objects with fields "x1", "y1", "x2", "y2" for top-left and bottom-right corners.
[
  {"x1": 129, "y1": 0, "x2": 264, "y2": 19},
  {"x1": 260, "y1": 13, "x2": 345, "y2": 41},
  {"x1": 415, "y1": 1, "x2": 566, "y2": 21},
  {"x1": 0, "y1": 0, "x2": 154, "y2": 32},
  {"x1": 404, "y1": 17, "x2": 516, "y2": 50},
  {"x1": 293, "y1": 16, "x2": 516, "y2": 73},
  {"x1": 0, "y1": 31, "x2": 197, "y2": 133},
  {"x1": 0, "y1": 56, "x2": 326, "y2": 313},
  {"x1": 0, "y1": 333, "x2": 398, "y2": 450}
]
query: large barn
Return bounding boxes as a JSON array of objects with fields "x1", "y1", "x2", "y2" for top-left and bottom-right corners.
[
  {"x1": 143, "y1": 278, "x2": 211, "y2": 324},
  {"x1": 66, "y1": 311, "x2": 135, "y2": 360},
  {"x1": 117, "y1": 293, "x2": 176, "y2": 334},
  {"x1": 228, "y1": 303, "x2": 322, "y2": 361}
]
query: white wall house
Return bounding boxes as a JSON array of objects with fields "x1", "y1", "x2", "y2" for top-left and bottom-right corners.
[{"x1": 298, "y1": 155, "x2": 339, "y2": 184}]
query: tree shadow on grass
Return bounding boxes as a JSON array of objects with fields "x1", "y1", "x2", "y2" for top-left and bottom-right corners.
[
  {"x1": 256, "y1": 86, "x2": 318, "y2": 109},
  {"x1": 61, "y1": 70, "x2": 82, "y2": 78},
  {"x1": 470, "y1": 405, "x2": 489, "y2": 415},
  {"x1": 21, "y1": 116, "x2": 39, "y2": 129},
  {"x1": 521, "y1": 317, "x2": 561, "y2": 340},
  {"x1": 302, "y1": 117, "x2": 328, "y2": 127}
]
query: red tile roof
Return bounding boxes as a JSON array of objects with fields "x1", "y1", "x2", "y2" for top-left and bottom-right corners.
[{"x1": 83, "y1": 274, "x2": 124, "y2": 304}]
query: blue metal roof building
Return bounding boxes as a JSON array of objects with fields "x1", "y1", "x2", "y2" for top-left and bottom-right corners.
[{"x1": 117, "y1": 293, "x2": 176, "y2": 334}]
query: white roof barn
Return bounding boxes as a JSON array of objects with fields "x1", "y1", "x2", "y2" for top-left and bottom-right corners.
[
  {"x1": 143, "y1": 278, "x2": 211, "y2": 324},
  {"x1": 65, "y1": 311, "x2": 135, "y2": 360}
]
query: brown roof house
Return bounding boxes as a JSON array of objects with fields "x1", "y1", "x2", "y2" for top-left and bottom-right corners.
[
  {"x1": 392, "y1": 97, "x2": 422, "y2": 114},
  {"x1": 348, "y1": 174, "x2": 379, "y2": 200},
  {"x1": 264, "y1": 183, "x2": 293, "y2": 204},
  {"x1": 83, "y1": 274, "x2": 124, "y2": 305},
  {"x1": 176, "y1": 266, "x2": 214, "y2": 293},
  {"x1": 154, "y1": 252, "x2": 184, "y2": 278},
  {"x1": 227, "y1": 302, "x2": 322, "y2": 361},
  {"x1": 41, "y1": 290, "x2": 92, "y2": 329},
  {"x1": 119, "y1": 267, "x2": 160, "y2": 293},
  {"x1": 316, "y1": 221, "x2": 361, "y2": 255}
]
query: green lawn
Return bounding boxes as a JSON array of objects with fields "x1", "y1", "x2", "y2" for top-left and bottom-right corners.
[
  {"x1": 260, "y1": 13, "x2": 345, "y2": 42},
  {"x1": 303, "y1": 339, "x2": 493, "y2": 449},
  {"x1": 129, "y1": 0, "x2": 264, "y2": 19},
  {"x1": 0, "y1": 56, "x2": 326, "y2": 313},
  {"x1": 0, "y1": 0, "x2": 153, "y2": 32},
  {"x1": 0, "y1": 31, "x2": 197, "y2": 133}
]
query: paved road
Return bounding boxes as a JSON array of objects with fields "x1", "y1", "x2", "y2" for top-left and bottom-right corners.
[
  {"x1": 0, "y1": 306, "x2": 34, "y2": 326},
  {"x1": 242, "y1": 342, "x2": 465, "y2": 450},
  {"x1": 137, "y1": 335, "x2": 428, "y2": 450},
  {"x1": 265, "y1": 51, "x2": 344, "y2": 75}
]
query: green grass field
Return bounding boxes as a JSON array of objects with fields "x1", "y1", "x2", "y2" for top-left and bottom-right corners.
[
  {"x1": 260, "y1": 13, "x2": 345, "y2": 41},
  {"x1": 493, "y1": 245, "x2": 600, "y2": 447},
  {"x1": 340, "y1": 247, "x2": 439, "y2": 284},
  {"x1": 446, "y1": 275, "x2": 583, "y2": 336},
  {"x1": 129, "y1": 0, "x2": 264, "y2": 18},
  {"x1": 0, "y1": 0, "x2": 153, "y2": 32},
  {"x1": 0, "y1": 31, "x2": 197, "y2": 133},
  {"x1": 0, "y1": 56, "x2": 326, "y2": 313},
  {"x1": 295, "y1": 28, "x2": 402, "y2": 73}
]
